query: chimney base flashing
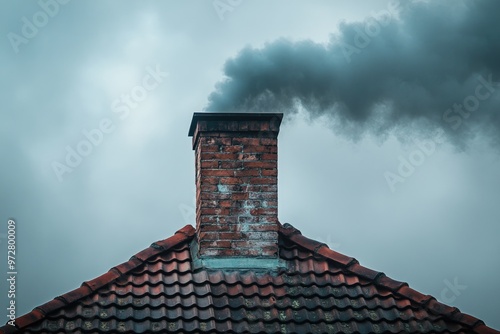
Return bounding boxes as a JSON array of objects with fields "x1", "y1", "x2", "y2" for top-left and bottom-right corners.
[{"x1": 190, "y1": 239, "x2": 286, "y2": 270}]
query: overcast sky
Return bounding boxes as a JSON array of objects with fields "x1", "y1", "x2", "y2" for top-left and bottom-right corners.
[{"x1": 1, "y1": 0, "x2": 499, "y2": 329}]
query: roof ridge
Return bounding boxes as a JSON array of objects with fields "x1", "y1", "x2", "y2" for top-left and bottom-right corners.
[
  {"x1": 0, "y1": 225, "x2": 195, "y2": 334},
  {"x1": 278, "y1": 222, "x2": 500, "y2": 334}
]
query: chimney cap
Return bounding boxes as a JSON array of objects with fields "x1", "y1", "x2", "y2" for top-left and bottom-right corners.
[{"x1": 188, "y1": 112, "x2": 283, "y2": 137}]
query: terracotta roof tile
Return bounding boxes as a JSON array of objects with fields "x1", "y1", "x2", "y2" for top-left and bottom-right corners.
[
  {"x1": 83, "y1": 270, "x2": 121, "y2": 292},
  {"x1": 377, "y1": 275, "x2": 408, "y2": 291},
  {"x1": 33, "y1": 299, "x2": 66, "y2": 316},
  {"x1": 1, "y1": 222, "x2": 498, "y2": 334},
  {"x1": 57, "y1": 285, "x2": 91, "y2": 305}
]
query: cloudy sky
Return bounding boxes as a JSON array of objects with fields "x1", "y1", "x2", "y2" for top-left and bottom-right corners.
[{"x1": 1, "y1": 0, "x2": 500, "y2": 329}]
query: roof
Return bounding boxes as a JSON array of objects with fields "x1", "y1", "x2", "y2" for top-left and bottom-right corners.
[{"x1": 1, "y1": 223, "x2": 498, "y2": 334}]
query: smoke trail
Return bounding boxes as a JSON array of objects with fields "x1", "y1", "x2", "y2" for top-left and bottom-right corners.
[{"x1": 205, "y1": 0, "x2": 500, "y2": 147}]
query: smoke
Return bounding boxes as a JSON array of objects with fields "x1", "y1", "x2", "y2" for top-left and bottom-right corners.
[{"x1": 205, "y1": 0, "x2": 500, "y2": 148}]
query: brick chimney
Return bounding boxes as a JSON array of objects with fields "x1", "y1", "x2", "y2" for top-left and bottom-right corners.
[{"x1": 188, "y1": 112, "x2": 283, "y2": 269}]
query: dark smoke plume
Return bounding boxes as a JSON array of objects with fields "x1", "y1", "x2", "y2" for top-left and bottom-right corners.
[{"x1": 205, "y1": 0, "x2": 500, "y2": 147}]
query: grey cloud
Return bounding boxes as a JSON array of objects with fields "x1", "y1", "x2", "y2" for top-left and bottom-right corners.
[{"x1": 205, "y1": 0, "x2": 500, "y2": 148}]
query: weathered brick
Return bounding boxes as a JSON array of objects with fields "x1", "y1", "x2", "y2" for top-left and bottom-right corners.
[
  {"x1": 220, "y1": 161, "x2": 244, "y2": 169},
  {"x1": 221, "y1": 145, "x2": 243, "y2": 153},
  {"x1": 201, "y1": 153, "x2": 238, "y2": 160},
  {"x1": 237, "y1": 153, "x2": 260, "y2": 161},
  {"x1": 200, "y1": 145, "x2": 220, "y2": 152},
  {"x1": 218, "y1": 232, "x2": 243, "y2": 240},
  {"x1": 200, "y1": 185, "x2": 218, "y2": 192},
  {"x1": 200, "y1": 240, "x2": 231, "y2": 249},
  {"x1": 204, "y1": 137, "x2": 231, "y2": 146},
  {"x1": 203, "y1": 169, "x2": 233, "y2": 177},
  {"x1": 260, "y1": 138, "x2": 277, "y2": 145},
  {"x1": 261, "y1": 185, "x2": 278, "y2": 192},
  {"x1": 198, "y1": 231, "x2": 219, "y2": 240},
  {"x1": 244, "y1": 232, "x2": 278, "y2": 240},
  {"x1": 261, "y1": 169, "x2": 277, "y2": 176},
  {"x1": 201, "y1": 192, "x2": 231, "y2": 200},
  {"x1": 234, "y1": 170, "x2": 260, "y2": 177},
  {"x1": 200, "y1": 216, "x2": 232, "y2": 224},
  {"x1": 200, "y1": 176, "x2": 219, "y2": 185},
  {"x1": 200, "y1": 208, "x2": 230, "y2": 215},
  {"x1": 250, "y1": 178, "x2": 277, "y2": 185},
  {"x1": 232, "y1": 137, "x2": 260, "y2": 146},
  {"x1": 250, "y1": 208, "x2": 277, "y2": 216},
  {"x1": 231, "y1": 192, "x2": 249, "y2": 200},
  {"x1": 201, "y1": 161, "x2": 218, "y2": 168},
  {"x1": 261, "y1": 153, "x2": 278, "y2": 161},
  {"x1": 200, "y1": 199, "x2": 217, "y2": 208},
  {"x1": 244, "y1": 161, "x2": 276, "y2": 169},
  {"x1": 243, "y1": 145, "x2": 273, "y2": 153},
  {"x1": 245, "y1": 224, "x2": 278, "y2": 232},
  {"x1": 220, "y1": 177, "x2": 241, "y2": 185}
]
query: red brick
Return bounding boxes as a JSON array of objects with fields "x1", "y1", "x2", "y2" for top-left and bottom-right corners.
[
  {"x1": 249, "y1": 192, "x2": 277, "y2": 200},
  {"x1": 242, "y1": 145, "x2": 269, "y2": 153},
  {"x1": 198, "y1": 248, "x2": 220, "y2": 257},
  {"x1": 200, "y1": 160, "x2": 218, "y2": 168},
  {"x1": 237, "y1": 216, "x2": 260, "y2": 223},
  {"x1": 230, "y1": 208, "x2": 254, "y2": 215},
  {"x1": 234, "y1": 170, "x2": 260, "y2": 177},
  {"x1": 219, "y1": 232, "x2": 242, "y2": 240},
  {"x1": 261, "y1": 185, "x2": 278, "y2": 192},
  {"x1": 260, "y1": 138, "x2": 277, "y2": 145},
  {"x1": 200, "y1": 208, "x2": 230, "y2": 215},
  {"x1": 262, "y1": 169, "x2": 277, "y2": 176},
  {"x1": 198, "y1": 224, "x2": 223, "y2": 232},
  {"x1": 203, "y1": 169, "x2": 233, "y2": 177},
  {"x1": 198, "y1": 231, "x2": 219, "y2": 240},
  {"x1": 220, "y1": 161, "x2": 244, "y2": 169},
  {"x1": 200, "y1": 185, "x2": 218, "y2": 192},
  {"x1": 250, "y1": 177, "x2": 277, "y2": 185},
  {"x1": 250, "y1": 208, "x2": 277, "y2": 215},
  {"x1": 243, "y1": 185, "x2": 259, "y2": 192},
  {"x1": 200, "y1": 200, "x2": 217, "y2": 208},
  {"x1": 200, "y1": 145, "x2": 220, "y2": 152},
  {"x1": 237, "y1": 153, "x2": 259, "y2": 161},
  {"x1": 232, "y1": 137, "x2": 260, "y2": 146},
  {"x1": 220, "y1": 177, "x2": 241, "y2": 185},
  {"x1": 199, "y1": 240, "x2": 231, "y2": 249},
  {"x1": 244, "y1": 161, "x2": 276, "y2": 169},
  {"x1": 220, "y1": 184, "x2": 245, "y2": 192},
  {"x1": 245, "y1": 224, "x2": 278, "y2": 232},
  {"x1": 201, "y1": 153, "x2": 238, "y2": 160},
  {"x1": 221, "y1": 145, "x2": 243, "y2": 153},
  {"x1": 261, "y1": 154, "x2": 277, "y2": 161},
  {"x1": 200, "y1": 216, "x2": 231, "y2": 224},
  {"x1": 231, "y1": 240, "x2": 277, "y2": 249},
  {"x1": 200, "y1": 176, "x2": 219, "y2": 185},
  {"x1": 244, "y1": 232, "x2": 278, "y2": 240},
  {"x1": 201, "y1": 249, "x2": 237, "y2": 257},
  {"x1": 204, "y1": 137, "x2": 231, "y2": 145},
  {"x1": 231, "y1": 192, "x2": 249, "y2": 200},
  {"x1": 201, "y1": 192, "x2": 231, "y2": 200}
]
